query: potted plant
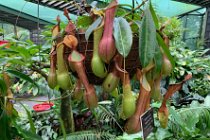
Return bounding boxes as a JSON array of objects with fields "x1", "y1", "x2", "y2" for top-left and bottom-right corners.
[{"x1": 47, "y1": 0, "x2": 192, "y2": 134}]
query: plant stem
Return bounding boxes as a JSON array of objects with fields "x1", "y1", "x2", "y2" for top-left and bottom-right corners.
[
  {"x1": 123, "y1": 0, "x2": 148, "y2": 17},
  {"x1": 60, "y1": 89, "x2": 75, "y2": 133}
]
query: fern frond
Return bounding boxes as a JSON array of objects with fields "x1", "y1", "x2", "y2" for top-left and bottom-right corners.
[
  {"x1": 96, "y1": 105, "x2": 124, "y2": 132},
  {"x1": 168, "y1": 106, "x2": 210, "y2": 137},
  {"x1": 57, "y1": 130, "x2": 116, "y2": 140}
]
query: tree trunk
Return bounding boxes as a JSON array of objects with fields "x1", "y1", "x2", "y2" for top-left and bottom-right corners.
[{"x1": 60, "y1": 89, "x2": 75, "y2": 133}]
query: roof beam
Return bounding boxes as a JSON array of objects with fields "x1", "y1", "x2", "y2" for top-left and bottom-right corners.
[
  {"x1": 173, "y1": 0, "x2": 210, "y2": 7},
  {"x1": 0, "y1": 4, "x2": 52, "y2": 30}
]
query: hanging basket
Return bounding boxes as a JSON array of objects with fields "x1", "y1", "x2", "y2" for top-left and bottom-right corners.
[{"x1": 72, "y1": 32, "x2": 140, "y2": 85}]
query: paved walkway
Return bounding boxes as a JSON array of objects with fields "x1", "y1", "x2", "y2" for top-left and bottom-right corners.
[{"x1": 14, "y1": 96, "x2": 52, "y2": 117}]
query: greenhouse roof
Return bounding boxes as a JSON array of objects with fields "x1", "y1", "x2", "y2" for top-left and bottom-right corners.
[
  {"x1": 0, "y1": 0, "x2": 201, "y2": 29},
  {"x1": 0, "y1": 0, "x2": 77, "y2": 29},
  {"x1": 173, "y1": 0, "x2": 210, "y2": 7}
]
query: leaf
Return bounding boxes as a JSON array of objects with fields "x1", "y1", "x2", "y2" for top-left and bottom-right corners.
[
  {"x1": 155, "y1": 128, "x2": 173, "y2": 140},
  {"x1": 169, "y1": 108, "x2": 187, "y2": 130},
  {"x1": 156, "y1": 33, "x2": 175, "y2": 68},
  {"x1": 20, "y1": 103, "x2": 36, "y2": 134},
  {"x1": 153, "y1": 42, "x2": 163, "y2": 74},
  {"x1": 0, "y1": 78, "x2": 7, "y2": 96},
  {"x1": 53, "y1": 109, "x2": 66, "y2": 140},
  {"x1": 149, "y1": 2, "x2": 159, "y2": 29},
  {"x1": 17, "y1": 47, "x2": 31, "y2": 59},
  {"x1": 113, "y1": 17, "x2": 133, "y2": 57},
  {"x1": 85, "y1": 17, "x2": 102, "y2": 41},
  {"x1": 204, "y1": 94, "x2": 210, "y2": 107},
  {"x1": 90, "y1": 1, "x2": 98, "y2": 8},
  {"x1": 77, "y1": 15, "x2": 93, "y2": 28},
  {"x1": 12, "y1": 120, "x2": 42, "y2": 140},
  {"x1": 0, "y1": 111, "x2": 11, "y2": 140},
  {"x1": 116, "y1": 131, "x2": 142, "y2": 140},
  {"x1": 139, "y1": 6, "x2": 156, "y2": 68},
  {"x1": 5, "y1": 69, "x2": 39, "y2": 92},
  {"x1": 57, "y1": 130, "x2": 116, "y2": 140}
]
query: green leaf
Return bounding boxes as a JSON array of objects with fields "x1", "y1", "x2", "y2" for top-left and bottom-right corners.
[
  {"x1": 113, "y1": 17, "x2": 133, "y2": 57},
  {"x1": 169, "y1": 108, "x2": 188, "y2": 133},
  {"x1": 8, "y1": 58, "x2": 26, "y2": 65},
  {"x1": 0, "y1": 49, "x2": 18, "y2": 55},
  {"x1": 155, "y1": 128, "x2": 173, "y2": 140},
  {"x1": 20, "y1": 103, "x2": 36, "y2": 134},
  {"x1": 12, "y1": 120, "x2": 42, "y2": 140},
  {"x1": 0, "y1": 78, "x2": 7, "y2": 96},
  {"x1": 139, "y1": 6, "x2": 156, "y2": 68},
  {"x1": 58, "y1": 130, "x2": 116, "y2": 140},
  {"x1": 149, "y1": 2, "x2": 159, "y2": 29},
  {"x1": 10, "y1": 46, "x2": 31, "y2": 60},
  {"x1": 0, "y1": 111, "x2": 11, "y2": 140},
  {"x1": 204, "y1": 94, "x2": 210, "y2": 107},
  {"x1": 53, "y1": 109, "x2": 66, "y2": 140},
  {"x1": 153, "y1": 42, "x2": 162, "y2": 74},
  {"x1": 85, "y1": 17, "x2": 102, "y2": 41},
  {"x1": 116, "y1": 131, "x2": 142, "y2": 140},
  {"x1": 77, "y1": 15, "x2": 93, "y2": 29},
  {"x1": 169, "y1": 106, "x2": 210, "y2": 137},
  {"x1": 5, "y1": 69, "x2": 39, "y2": 92},
  {"x1": 156, "y1": 33, "x2": 175, "y2": 68},
  {"x1": 17, "y1": 47, "x2": 31, "y2": 59}
]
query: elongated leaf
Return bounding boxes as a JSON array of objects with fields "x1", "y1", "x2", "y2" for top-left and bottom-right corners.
[
  {"x1": 6, "y1": 69, "x2": 33, "y2": 84},
  {"x1": 77, "y1": 15, "x2": 93, "y2": 29},
  {"x1": 139, "y1": 6, "x2": 156, "y2": 68},
  {"x1": 149, "y1": 2, "x2": 159, "y2": 29},
  {"x1": 21, "y1": 103, "x2": 36, "y2": 134},
  {"x1": 169, "y1": 108, "x2": 187, "y2": 131},
  {"x1": 53, "y1": 109, "x2": 66, "y2": 140},
  {"x1": 0, "y1": 78, "x2": 7, "y2": 96},
  {"x1": 133, "y1": 20, "x2": 141, "y2": 28},
  {"x1": 0, "y1": 111, "x2": 11, "y2": 140},
  {"x1": 113, "y1": 17, "x2": 133, "y2": 57},
  {"x1": 17, "y1": 47, "x2": 31, "y2": 59},
  {"x1": 85, "y1": 17, "x2": 102, "y2": 41},
  {"x1": 0, "y1": 49, "x2": 18, "y2": 54},
  {"x1": 9, "y1": 46, "x2": 31, "y2": 59},
  {"x1": 154, "y1": 41, "x2": 163, "y2": 74},
  {"x1": 5, "y1": 69, "x2": 39, "y2": 92},
  {"x1": 90, "y1": 1, "x2": 98, "y2": 8},
  {"x1": 12, "y1": 120, "x2": 42, "y2": 140},
  {"x1": 156, "y1": 33, "x2": 175, "y2": 68}
]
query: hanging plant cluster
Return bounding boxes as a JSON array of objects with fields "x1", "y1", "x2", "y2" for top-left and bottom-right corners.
[{"x1": 47, "y1": 0, "x2": 192, "y2": 134}]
